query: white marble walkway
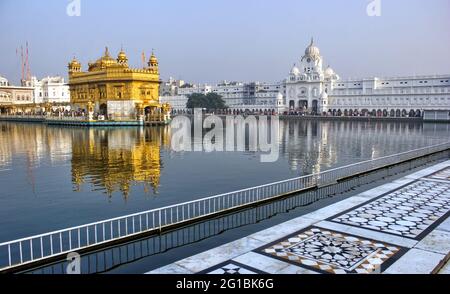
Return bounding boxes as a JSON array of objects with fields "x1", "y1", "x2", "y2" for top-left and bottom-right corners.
[{"x1": 148, "y1": 160, "x2": 450, "y2": 275}]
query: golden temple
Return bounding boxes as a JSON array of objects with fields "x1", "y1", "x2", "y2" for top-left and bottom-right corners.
[{"x1": 68, "y1": 47, "x2": 171, "y2": 122}]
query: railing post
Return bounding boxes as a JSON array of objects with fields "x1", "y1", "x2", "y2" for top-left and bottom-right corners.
[
  {"x1": 159, "y1": 210, "x2": 162, "y2": 230},
  {"x1": 8, "y1": 244, "x2": 11, "y2": 267},
  {"x1": 40, "y1": 237, "x2": 43, "y2": 258},
  {"x1": 30, "y1": 239, "x2": 33, "y2": 261},
  {"x1": 50, "y1": 235, "x2": 53, "y2": 255}
]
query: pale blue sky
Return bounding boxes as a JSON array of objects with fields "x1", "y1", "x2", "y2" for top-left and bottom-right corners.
[{"x1": 0, "y1": 0, "x2": 449, "y2": 85}]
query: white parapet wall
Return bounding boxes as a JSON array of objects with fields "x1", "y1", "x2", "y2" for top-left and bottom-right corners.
[{"x1": 106, "y1": 100, "x2": 136, "y2": 120}]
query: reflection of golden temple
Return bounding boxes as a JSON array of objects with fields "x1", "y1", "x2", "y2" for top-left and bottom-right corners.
[
  {"x1": 71, "y1": 127, "x2": 171, "y2": 199},
  {"x1": 68, "y1": 47, "x2": 171, "y2": 122}
]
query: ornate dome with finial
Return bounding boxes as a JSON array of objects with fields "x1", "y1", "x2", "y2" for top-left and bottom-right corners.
[
  {"x1": 117, "y1": 47, "x2": 128, "y2": 66},
  {"x1": 304, "y1": 38, "x2": 321, "y2": 60},
  {"x1": 88, "y1": 47, "x2": 119, "y2": 71},
  {"x1": 97, "y1": 47, "x2": 116, "y2": 66},
  {"x1": 68, "y1": 56, "x2": 81, "y2": 72},
  {"x1": 149, "y1": 51, "x2": 158, "y2": 66}
]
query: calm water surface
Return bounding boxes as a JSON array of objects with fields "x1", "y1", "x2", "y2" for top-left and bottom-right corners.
[{"x1": 0, "y1": 120, "x2": 449, "y2": 241}]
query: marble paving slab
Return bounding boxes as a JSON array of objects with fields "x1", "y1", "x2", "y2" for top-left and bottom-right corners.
[{"x1": 383, "y1": 248, "x2": 445, "y2": 274}]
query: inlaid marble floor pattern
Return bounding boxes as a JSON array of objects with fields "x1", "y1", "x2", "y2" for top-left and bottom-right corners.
[
  {"x1": 199, "y1": 261, "x2": 267, "y2": 275},
  {"x1": 329, "y1": 180, "x2": 450, "y2": 240},
  {"x1": 258, "y1": 227, "x2": 405, "y2": 274},
  {"x1": 150, "y1": 162, "x2": 450, "y2": 275}
]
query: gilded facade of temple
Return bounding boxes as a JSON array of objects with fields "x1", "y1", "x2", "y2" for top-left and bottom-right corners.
[{"x1": 68, "y1": 47, "x2": 170, "y2": 121}]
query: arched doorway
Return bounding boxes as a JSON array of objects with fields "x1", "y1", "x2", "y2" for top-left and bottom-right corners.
[
  {"x1": 409, "y1": 109, "x2": 415, "y2": 117},
  {"x1": 390, "y1": 109, "x2": 395, "y2": 117},
  {"x1": 415, "y1": 109, "x2": 422, "y2": 117},
  {"x1": 383, "y1": 109, "x2": 388, "y2": 117},
  {"x1": 99, "y1": 103, "x2": 108, "y2": 117},
  {"x1": 344, "y1": 109, "x2": 349, "y2": 116},
  {"x1": 145, "y1": 106, "x2": 156, "y2": 121},
  {"x1": 396, "y1": 109, "x2": 401, "y2": 117},
  {"x1": 299, "y1": 100, "x2": 308, "y2": 111},
  {"x1": 312, "y1": 100, "x2": 318, "y2": 114},
  {"x1": 402, "y1": 109, "x2": 408, "y2": 117},
  {"x1": 289, "y1": 100, "x2": 295, "y2": 110}
]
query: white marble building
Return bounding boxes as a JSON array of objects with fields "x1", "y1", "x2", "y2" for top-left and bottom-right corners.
[
  {"x1": 160, "y1": 39, "x2": 450, "y2": 119},
  {"x1": 25, "y1": 76, "x2": 70, "y2": 104},
  {"x1": 0, "y1": 75, "x2": 9, "y2": 86},
  {"x1": 160, "y1": 80, "x2": 285, "y2": 113},
  {"x1": 286, "y1": 39, "x2": 450, "y2": 117}
]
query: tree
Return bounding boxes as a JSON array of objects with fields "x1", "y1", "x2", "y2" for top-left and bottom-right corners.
[{"x1": 186, "y1": 93, "x2": 227, "y2": 110}]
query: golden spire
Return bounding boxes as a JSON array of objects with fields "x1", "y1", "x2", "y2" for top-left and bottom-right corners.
[{"x1": 104, "y1": 46, "x2": 110, "y2": 57}]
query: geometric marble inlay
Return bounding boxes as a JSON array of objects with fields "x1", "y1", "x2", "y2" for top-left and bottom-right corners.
[
  {"x1": 427, "y1": 167, "x2": 450, "y2": 182},
  {"x1": 258, "y1": 227, "x2": 405, "y2": 274},
  {"x1": 198, "y1": 261, "x2": 267, "y2": 275},
  {"x1": 330, "y1": 180, "x2": 450, "y2": 240}
]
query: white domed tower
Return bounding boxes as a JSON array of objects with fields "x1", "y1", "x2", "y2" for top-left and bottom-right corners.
[
  {"x1": 300, "y1": 38, "x2": 324, "y2": 77},
  {"x1": 285, "y1": 38, "x2": 331, "y2": 115}
]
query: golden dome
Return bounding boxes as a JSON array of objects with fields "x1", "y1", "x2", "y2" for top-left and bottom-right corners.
[
  {"x1": 88, "y1": 47, "x2": 118, "y2": 71},
  {"x1": 149, "y1": 51, "x2": 158, "y2": 66},
  {"x1": 68, "y1": 57, "x2": 81, "y2": 72},
  {"x1": 117, "y1": 47, "x2": 128, "y2": 63},
  {"x1": 97, "y1": 47, "x2": 116, "y2": 65}
]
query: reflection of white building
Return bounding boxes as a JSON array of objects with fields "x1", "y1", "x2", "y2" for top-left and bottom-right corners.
[{"x1": 286, "y1": 39, "x2": 450, "y2": 117}]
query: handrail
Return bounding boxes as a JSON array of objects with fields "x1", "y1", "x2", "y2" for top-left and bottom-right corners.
[{"x1": 0, "y1": 141, "x2": 449, "y2": 270}]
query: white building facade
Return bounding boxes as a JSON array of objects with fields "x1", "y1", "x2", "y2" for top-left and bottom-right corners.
[
  {"x1": 24, "y1": 76, "x2": 70, "y2": 104},
  {"x1": 160, "y1": 39, "x2": 450, "y2": 118},
  {"x1": 160, "y1": 80, "x2": 285, "y2": 113},
  {"x1": 285, "y1": 39, "x2": 450, "y2": 117}
]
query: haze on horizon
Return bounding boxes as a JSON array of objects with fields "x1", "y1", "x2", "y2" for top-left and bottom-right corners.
[{"x1": 0, "y1": 0, "x2": 449, "y2": 85}]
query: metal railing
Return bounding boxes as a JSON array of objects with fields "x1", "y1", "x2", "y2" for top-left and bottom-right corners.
[
  {"x1": 0, "y1": 115, "x2": 85, "y2": 121},
  {"x1": 0, "y1": 142, "x2": 449, "y2": 270},
  {"x1": 0, "y1": 115, "x2": 45, "y2": 119}
]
